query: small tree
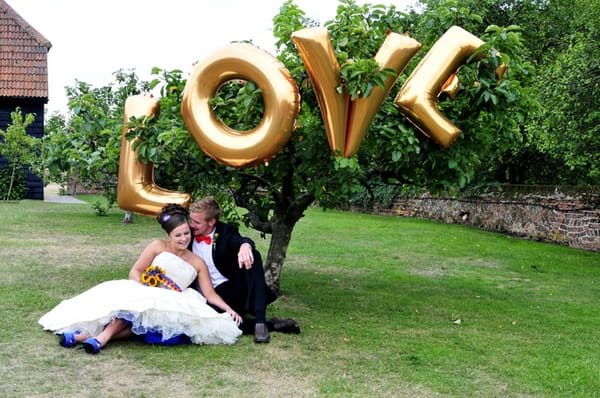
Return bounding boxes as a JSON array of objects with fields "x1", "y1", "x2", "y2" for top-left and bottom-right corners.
[
  {"x1": 126, "y1": 0, "x2": 535, "y2": 292},
  {"x1": 43, "y1": 69, "x2": 151, "y2": 210},
  {"x1": 41, "y1": 1, "x2": 536, "y2": 292},
  {"x1": 0, "y1": 108, "x2": 41, "y2": 201}
]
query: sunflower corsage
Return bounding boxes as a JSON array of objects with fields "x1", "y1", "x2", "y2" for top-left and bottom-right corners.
[{"x1": 140, "y1": 265, "x2": 182, "y2": 292}]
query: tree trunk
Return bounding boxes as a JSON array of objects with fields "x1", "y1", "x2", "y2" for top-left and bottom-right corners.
[
  {"x1": 261, "y1": 191, "x2": 315, "y2": 295},
  {"x1": 5, "y1": 163, "x2": 16, "y2": 200},
  {"x1": 122, "y1": 211, "x2": 134, "y2": 224},
  {"x1": 236, "y1": 173, "x2": 315, "y2": 295},
  {"x1": 264, "y1": 218, "x2": 295, "y2": 295}
]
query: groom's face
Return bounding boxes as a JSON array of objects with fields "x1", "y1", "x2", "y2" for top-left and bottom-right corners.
[{"x1": 189, "y1": 212, "x2": 215, "y2": 237}]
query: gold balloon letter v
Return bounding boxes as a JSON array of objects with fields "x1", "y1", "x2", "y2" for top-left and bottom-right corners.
[{"x1": 292, "y1": 28, "x2": 421, "y2": 157}]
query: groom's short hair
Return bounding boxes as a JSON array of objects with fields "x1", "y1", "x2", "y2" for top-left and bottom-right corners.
[{"x1": 190, "y1": 196, "x2": 220, "y2": 221}]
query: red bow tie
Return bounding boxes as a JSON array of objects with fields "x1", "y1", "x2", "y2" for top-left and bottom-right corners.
[{"x1": 195, "y1": 235, "x2": 212, "y2": 244}]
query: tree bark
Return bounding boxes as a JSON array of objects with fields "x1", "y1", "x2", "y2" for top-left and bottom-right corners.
[
  {"x1": 122, "y1": 211, "x2": 134, "y2": 224},
  {"x1": 264, "y1": 218, "x2": 294, "y2": 294},
  {"x1": 262, "y1": 191, "x2": 315, "y2": 294},
  {"x1": 5, "y1": 163, "x2": 16, "y2": 200},
  {"x1": 235, "y1": 167, "x2": 315, "y2": 294}
]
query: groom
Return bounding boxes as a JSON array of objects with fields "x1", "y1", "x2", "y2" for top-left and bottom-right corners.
[{"x1": 188, "y1": 196, "x2": 299, "y2": 343}]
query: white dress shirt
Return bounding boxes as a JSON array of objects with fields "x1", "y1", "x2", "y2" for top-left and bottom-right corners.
[{"x1": 192, "y1": 231, "x2": 228, "y2": 288}]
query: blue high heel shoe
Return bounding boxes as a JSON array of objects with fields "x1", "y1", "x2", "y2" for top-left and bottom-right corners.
[
  {"x1": 81, "y1": 337, "x2": 102, "y2": 354},
  {"x1": 57, "y1": 331, "x2": 81, "y2": 347}
]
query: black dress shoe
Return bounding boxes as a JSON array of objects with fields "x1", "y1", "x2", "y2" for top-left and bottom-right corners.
[
  {"x1": 269, "y1": 317, "x2": 301, "y2": 334},
  {"x1": 254, "y1": 323, "x2": 270, "y2": 343}
]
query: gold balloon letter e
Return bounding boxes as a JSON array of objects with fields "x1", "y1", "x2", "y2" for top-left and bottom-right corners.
[
  {"x1": 394, "y1": 26, "x2": 484, "y2": 148},
  {"x1": 117, "y1": 95, "x2": 191, "y2": 216}
]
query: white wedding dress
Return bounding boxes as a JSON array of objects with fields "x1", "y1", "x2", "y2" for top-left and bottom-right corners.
[{"x1": 38, "y1": 252, "x2": 242, "y2": 345}]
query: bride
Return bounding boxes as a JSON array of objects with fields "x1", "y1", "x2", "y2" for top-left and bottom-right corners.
[{"x1": 38, "y1": 204, "x2": 243, "y2": 354}]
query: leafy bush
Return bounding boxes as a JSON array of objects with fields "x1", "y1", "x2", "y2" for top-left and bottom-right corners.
[
  {"x1": 91, "y1": 198, "x2": 111, "y2": 216},
  {"x1": 348, "y1": 182, "x2": 404, "y2": 209}
]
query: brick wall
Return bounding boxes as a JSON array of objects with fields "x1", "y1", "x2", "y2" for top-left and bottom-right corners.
[{"x1": 353, "y1": 185, "x2": 600, "y2": 253}]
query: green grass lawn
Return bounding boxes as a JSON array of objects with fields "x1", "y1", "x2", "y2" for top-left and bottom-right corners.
[{"x1": 1, "y1": 198, "x2": 598, "y2": 397}]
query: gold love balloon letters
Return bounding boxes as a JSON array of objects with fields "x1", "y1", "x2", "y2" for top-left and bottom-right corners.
[
  {"x1": 181, "y1": 43, "x2": 300, "y2": 168},
  {"x1": 118, "y1": 26, "x2": 497, "y2": 216},
  {"x1": 117, "y1": 95, "x2": 192, "y2": 216}
]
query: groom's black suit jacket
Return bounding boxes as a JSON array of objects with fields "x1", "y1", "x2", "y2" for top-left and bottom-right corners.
[{"x1": 209, "y1": 221, "x2": 256, "y2": 281}]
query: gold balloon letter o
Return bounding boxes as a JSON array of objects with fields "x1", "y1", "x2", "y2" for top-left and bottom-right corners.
[{"x1": 182, "y1": 43, "x2": 300, "y2": 168}]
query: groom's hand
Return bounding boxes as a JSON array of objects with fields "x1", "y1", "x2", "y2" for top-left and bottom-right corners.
[{"x1": 237, "y1": 243, "x2": 254, "y2": 269}]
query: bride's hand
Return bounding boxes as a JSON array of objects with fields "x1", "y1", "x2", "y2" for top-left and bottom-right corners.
[{"x1": 228, "y1": 309, "x2": 243, "y2": 325}]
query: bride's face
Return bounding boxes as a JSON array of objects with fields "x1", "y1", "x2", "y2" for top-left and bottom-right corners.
[{"x1": 169, "y1": 223, "x2": 192, "y2": 250}]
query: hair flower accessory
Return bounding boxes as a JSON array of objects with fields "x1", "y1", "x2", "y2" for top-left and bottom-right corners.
[{"x1": 140, "y1": 265, "x2": 182, "y2": 292}]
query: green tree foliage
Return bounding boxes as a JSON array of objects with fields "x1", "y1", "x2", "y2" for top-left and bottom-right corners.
[
  {"x1": 350, "y1": 1, "x2": 536, "y2": 195},
  {"x1": 0, "y1": 164, "x2": 26, "y2": 200},
  {"x1": 528, "y1": 36, "x2": 600, "y2": 184},
  {"x1": 524, "y1": 0, "x2": 600, "y2": 184},
  {"x1": 420, "y1": 0, "x2": 599, "y2": 185},
  {"x1": 0, "y1": 108, "x2": 41, "y2": 200}
]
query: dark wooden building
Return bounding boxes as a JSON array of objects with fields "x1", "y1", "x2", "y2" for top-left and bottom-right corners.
[{"x1": 0, "y1": 0, "x2": 51, "y2": 199}]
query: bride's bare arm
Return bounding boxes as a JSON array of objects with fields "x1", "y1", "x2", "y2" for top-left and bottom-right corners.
[{"x1": 128, "y1": 240, "x2": 162, "y2": 282}]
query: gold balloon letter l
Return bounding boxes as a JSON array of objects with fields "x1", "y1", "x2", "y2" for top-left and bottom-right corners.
[{"x1": 117, "y1": 95, "x2": 191, "y2": 216}]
